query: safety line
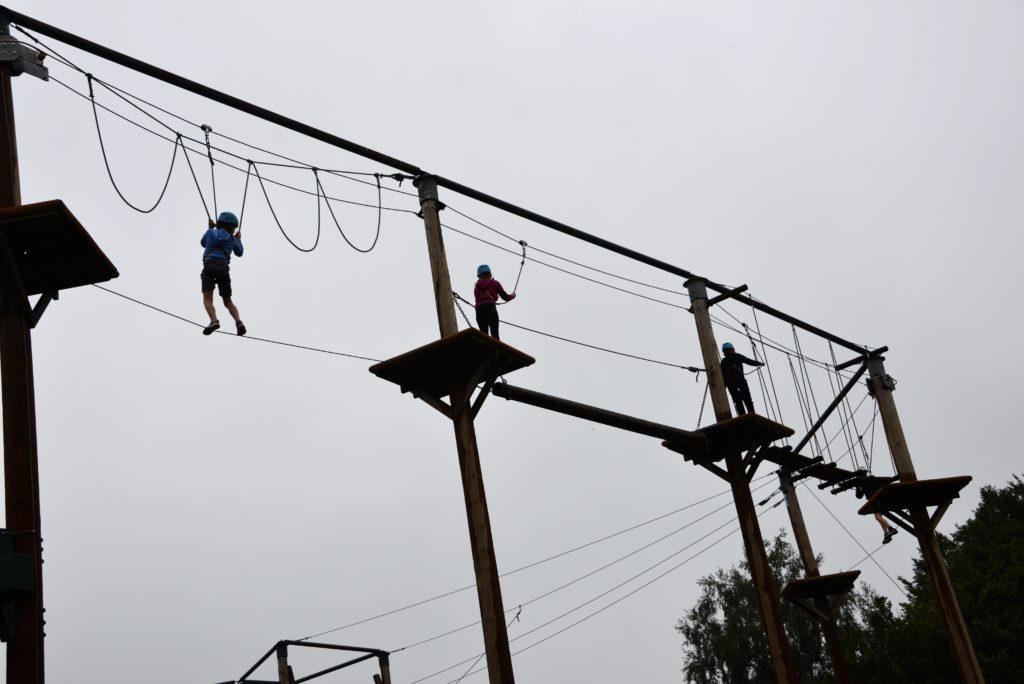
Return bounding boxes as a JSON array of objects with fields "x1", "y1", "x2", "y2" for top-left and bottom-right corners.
[{"x1": 91, "y1": 285, "x2": 382, "y2": 362}]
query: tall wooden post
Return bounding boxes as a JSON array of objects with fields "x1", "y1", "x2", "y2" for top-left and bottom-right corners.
[
  {"x1": 778, "y1": 473, "x2": 853, "y2": 683},
  {"x1": 275, "y1": 643, "x2": 293, "y2": 684},
  {"x1": 867, "y1": 358, "x2": 984, "y2": 683},
  {"x1": 685, "y1": 277, "x2": 797, "y2": 683},
  {"x1": 0, "y1": 66, "x2": 45, "y2": 684},
  {"x1": 377, "y1": 653, "x2": 392, "y2": 684},
  {"x1": 414, "y1": 175, "x2": 515, "y2": 683}
]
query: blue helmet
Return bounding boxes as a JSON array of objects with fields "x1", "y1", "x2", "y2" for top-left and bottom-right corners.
[
  {"x1": 477, "y1": 264, "x2": 491, "y2": 276},
  {"x1": 722, "y1": 342, "x2": 735, "y2": 352},
  {"x1": 217, "y1": 211, "x2": 239, "y2": 227}
]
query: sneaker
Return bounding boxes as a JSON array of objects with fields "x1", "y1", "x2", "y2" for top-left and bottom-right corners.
[
  {"x1": 236, "y1": 320, "x2": 247, "y2": 336},
  {"x1": 203, "y1": 320, "x2": 220, "y2": 336},
  {"x1": 883, "y1": 527, "x2": 898, "y2": 544}
]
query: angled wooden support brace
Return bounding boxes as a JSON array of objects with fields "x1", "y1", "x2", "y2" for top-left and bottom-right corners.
[
  {"x1": 404, "y1": 386, "x2": 454, "y2": 419},
  {"x1": 470, "y1": 374, "x2": 499, "y2": 420},
  {"x1": 928, "y1": 500, "x2": 953, "y2": 533},
  {"x1": 28, "y1": 290, "x2": 56, "y2": 329},
  {"x1": 452, "y1": 356, "x2": 501, "y2": 420},
  {"x1": 882, "y1": 510, "x2": 917, "y2": 536},
  {"x1": 698, "y1": 460, "x2": 730, "y2": 482},
  {"x1": 746, "y1": 444, "x2": 768, "y2": 482},
  {"x1": 787, "y1": 597, "x2": 831, "y2": 622}
]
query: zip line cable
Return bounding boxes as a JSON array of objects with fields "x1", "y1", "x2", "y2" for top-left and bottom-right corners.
[
  {"x1": 444, "y1": 204, "x2": 687, "y2": 297},
  {"x1": 393, "y1": 478, "x2": 780, "y2": 670},
  {"x1": 298, "y1": 475, "x2": 776, "y2": 642},
  {"x1": 91, "y1": 285, "x2": 382, "y2": 362},
  {"x1": 41, "y1": 42, "x2": 692, "y2": 306},
  {"x1": 412, "y1": 496, "x2": 782, "y2": 684},
  {"x1": 12, "y1": 18, "x2": 881, "y2": 364},
  {"x1": 450, "y1": 293, "x2": 703, "y2": 373},
  {"x1": 801, "y1": 483, "x2": 908, "y2": 599},
  {"x1": 406, "y1": 519, "x2": 747, "y2": 684},
  {"x1": 442, "y1": 222, "x2": 688, "y2": 310}
]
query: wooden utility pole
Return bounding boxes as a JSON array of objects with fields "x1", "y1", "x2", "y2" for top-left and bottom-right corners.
[
  {"x1": 0, "y1": 64, "x2": 45, "y2": 684},
  {"x1": 685, "y1": 277, "x2": 797, "y2": 684},
  {"x1": 778, "y1": 472, "x2": 853, "y2": 683},
  {"x1": 867, "y1": 358, "x2": 984, "y2": 683},
  {"x1": 414, "y1": 175, "x2": 515, "y2": 684}
]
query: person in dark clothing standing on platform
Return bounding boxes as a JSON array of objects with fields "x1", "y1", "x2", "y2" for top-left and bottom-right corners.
[
  {"x1": 474, "y1": 264, "x2": 515, "y2": 339},
  {"x1": 720, "y1": 341, "x2": 763, "y2": 416},
  {"x1": 200, "y1": 211, "x2": 247, "y2": 337}
]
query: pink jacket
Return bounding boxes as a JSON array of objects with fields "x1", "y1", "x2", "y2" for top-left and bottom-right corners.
[{"x1": 474, "y1": 277, "x2": 512, "y2": 306}]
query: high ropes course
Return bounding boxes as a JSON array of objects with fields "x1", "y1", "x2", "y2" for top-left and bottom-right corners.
[{"x1": 0, "y1": 6, "x2": 984, "y2": 684}]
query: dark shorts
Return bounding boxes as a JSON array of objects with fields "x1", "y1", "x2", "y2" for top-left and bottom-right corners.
[{"x1": 201, "y1": 260, "x2": 232, "y2": 297}]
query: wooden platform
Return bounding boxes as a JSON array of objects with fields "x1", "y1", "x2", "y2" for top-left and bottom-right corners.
[
  {"x1": 665, "y1": 414, "x2": 793, "y2": 463},
  {"x1": 858, "y1": 476, "x2": 972, "y2": 516},
  {"x1": 781, "y1": 571, "x2": 860, "y2": 603},
  {"x1": 0, "y1": 200, "x2": 118, "y2": 295},
  {"x1": 369, "y1": 329, "x2": 535, "y2": 401},
  {"x1": 782, "y1": 570, "x2": 861, "y2": 621}
]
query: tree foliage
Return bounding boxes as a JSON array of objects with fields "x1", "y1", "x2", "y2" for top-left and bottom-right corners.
[
  {"x1": 675, "y1": 532, "x2": 893, "y2": 683},
  {"x1": 676, "y1": 477, "x2": 1024, "y2": 683}
]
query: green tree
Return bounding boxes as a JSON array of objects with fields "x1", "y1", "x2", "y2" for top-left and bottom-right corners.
[
  {"x1": 675, "y1": 531, "x2": 894, "y2": 683},
  {"x1": 676, "y1": 477, "x2": 1024, "y2": 683},
  {"x1": 881, "y1": 476, "x2": 1024, "y2": 683}
]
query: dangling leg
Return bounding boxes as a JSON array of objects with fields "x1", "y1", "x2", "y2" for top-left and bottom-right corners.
[
  {"x1": 726, "y1": 384, "x2": 745, "y2": 416},
  {"x1": 740, "y1": 381, "x2": 756, "y2": 415},
  {"x1": 876, "y1": 512, "x2": 898, "y2": 544}
]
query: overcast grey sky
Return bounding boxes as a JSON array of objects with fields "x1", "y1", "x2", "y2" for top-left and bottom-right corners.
[{"x1": 4, "y1": 1, "x2": 1023, "y2": 682}]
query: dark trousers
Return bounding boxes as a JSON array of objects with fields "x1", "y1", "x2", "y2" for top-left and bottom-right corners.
[
  {"x1": 727, "y1": 381, "x2": 755, "y2": 416},
  {"x1": 476, "y1": 302, "x2": 500, "y2": 340}
]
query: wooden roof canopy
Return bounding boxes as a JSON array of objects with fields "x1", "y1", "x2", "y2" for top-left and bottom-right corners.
[{"x1": 0, "y1": 200, "x2": 118, "y2": 296}]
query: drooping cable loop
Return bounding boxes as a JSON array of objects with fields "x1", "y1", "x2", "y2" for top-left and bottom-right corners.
[
  {"x1": 314, "y1": 168, "x2": 383, "y2": 253},
  {"x1": 87, "y1": 73, "x2": 180, "y2": 214},
  {"x1": 179, "y1": 136, "x2": 212, "y2": 221},
  {"x1": 252, "y1": 162, "x2": 321, "y2": 252}
]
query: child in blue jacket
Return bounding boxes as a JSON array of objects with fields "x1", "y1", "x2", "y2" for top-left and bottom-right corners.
[{"x1": 200, "y1": 211, "x2": 246, "y2": 336}]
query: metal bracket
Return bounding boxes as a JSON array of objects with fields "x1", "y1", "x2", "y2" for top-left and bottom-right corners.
[{"x1": 0, "y1": 32, "x2": 48, "y2": 81}]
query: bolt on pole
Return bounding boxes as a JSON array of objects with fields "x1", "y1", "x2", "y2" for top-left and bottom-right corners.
[
  {"x1": 685, "y1": 277, "x2": 797, "y2": 684},
  {"x1": 414, "y1": 176, "x2": 515, "y2": 684},
  {"x1": 867, "y1": 358, "x2": 984, "y2": 683}
]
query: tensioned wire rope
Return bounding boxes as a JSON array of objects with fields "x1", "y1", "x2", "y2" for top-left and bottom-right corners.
[
  {"x1": 387, "y1": 478, "x2": 781, "y2": 657},
  {"x1": 39, "y1": 38, "x2": 876, "y2": 375},
  {"x1": 50, "y1": 70, "x2": 714, "y2": 374},
  {"x1": 27, "y1": 35, "x2": 700, "y2": 307},
  {"x1": 16, "y1": 21, "x2": 883, "y2": 375},
  {"x1": 298, "y1": 473, "x2": 779, "y2": 642},
  {"x1": 50, "y1": 64, "x2": 701, "y2": 317},
  {"x1": 409, "y1": 490, "x2": 786, "y2": 684},
  {"x1": 73, "y1": 70, "x2": 393, "y2": 254},
  {"x1": 46, "y1": 73, "x2": 410, "y2": 220},
  {"x1": 90, "y1": 281, "x2": 799, "y2": 656}
]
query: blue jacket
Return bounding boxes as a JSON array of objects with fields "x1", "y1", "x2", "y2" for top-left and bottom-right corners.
[{"x1": 201, "y1": 228, "x2": 244, "y2": 263}]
